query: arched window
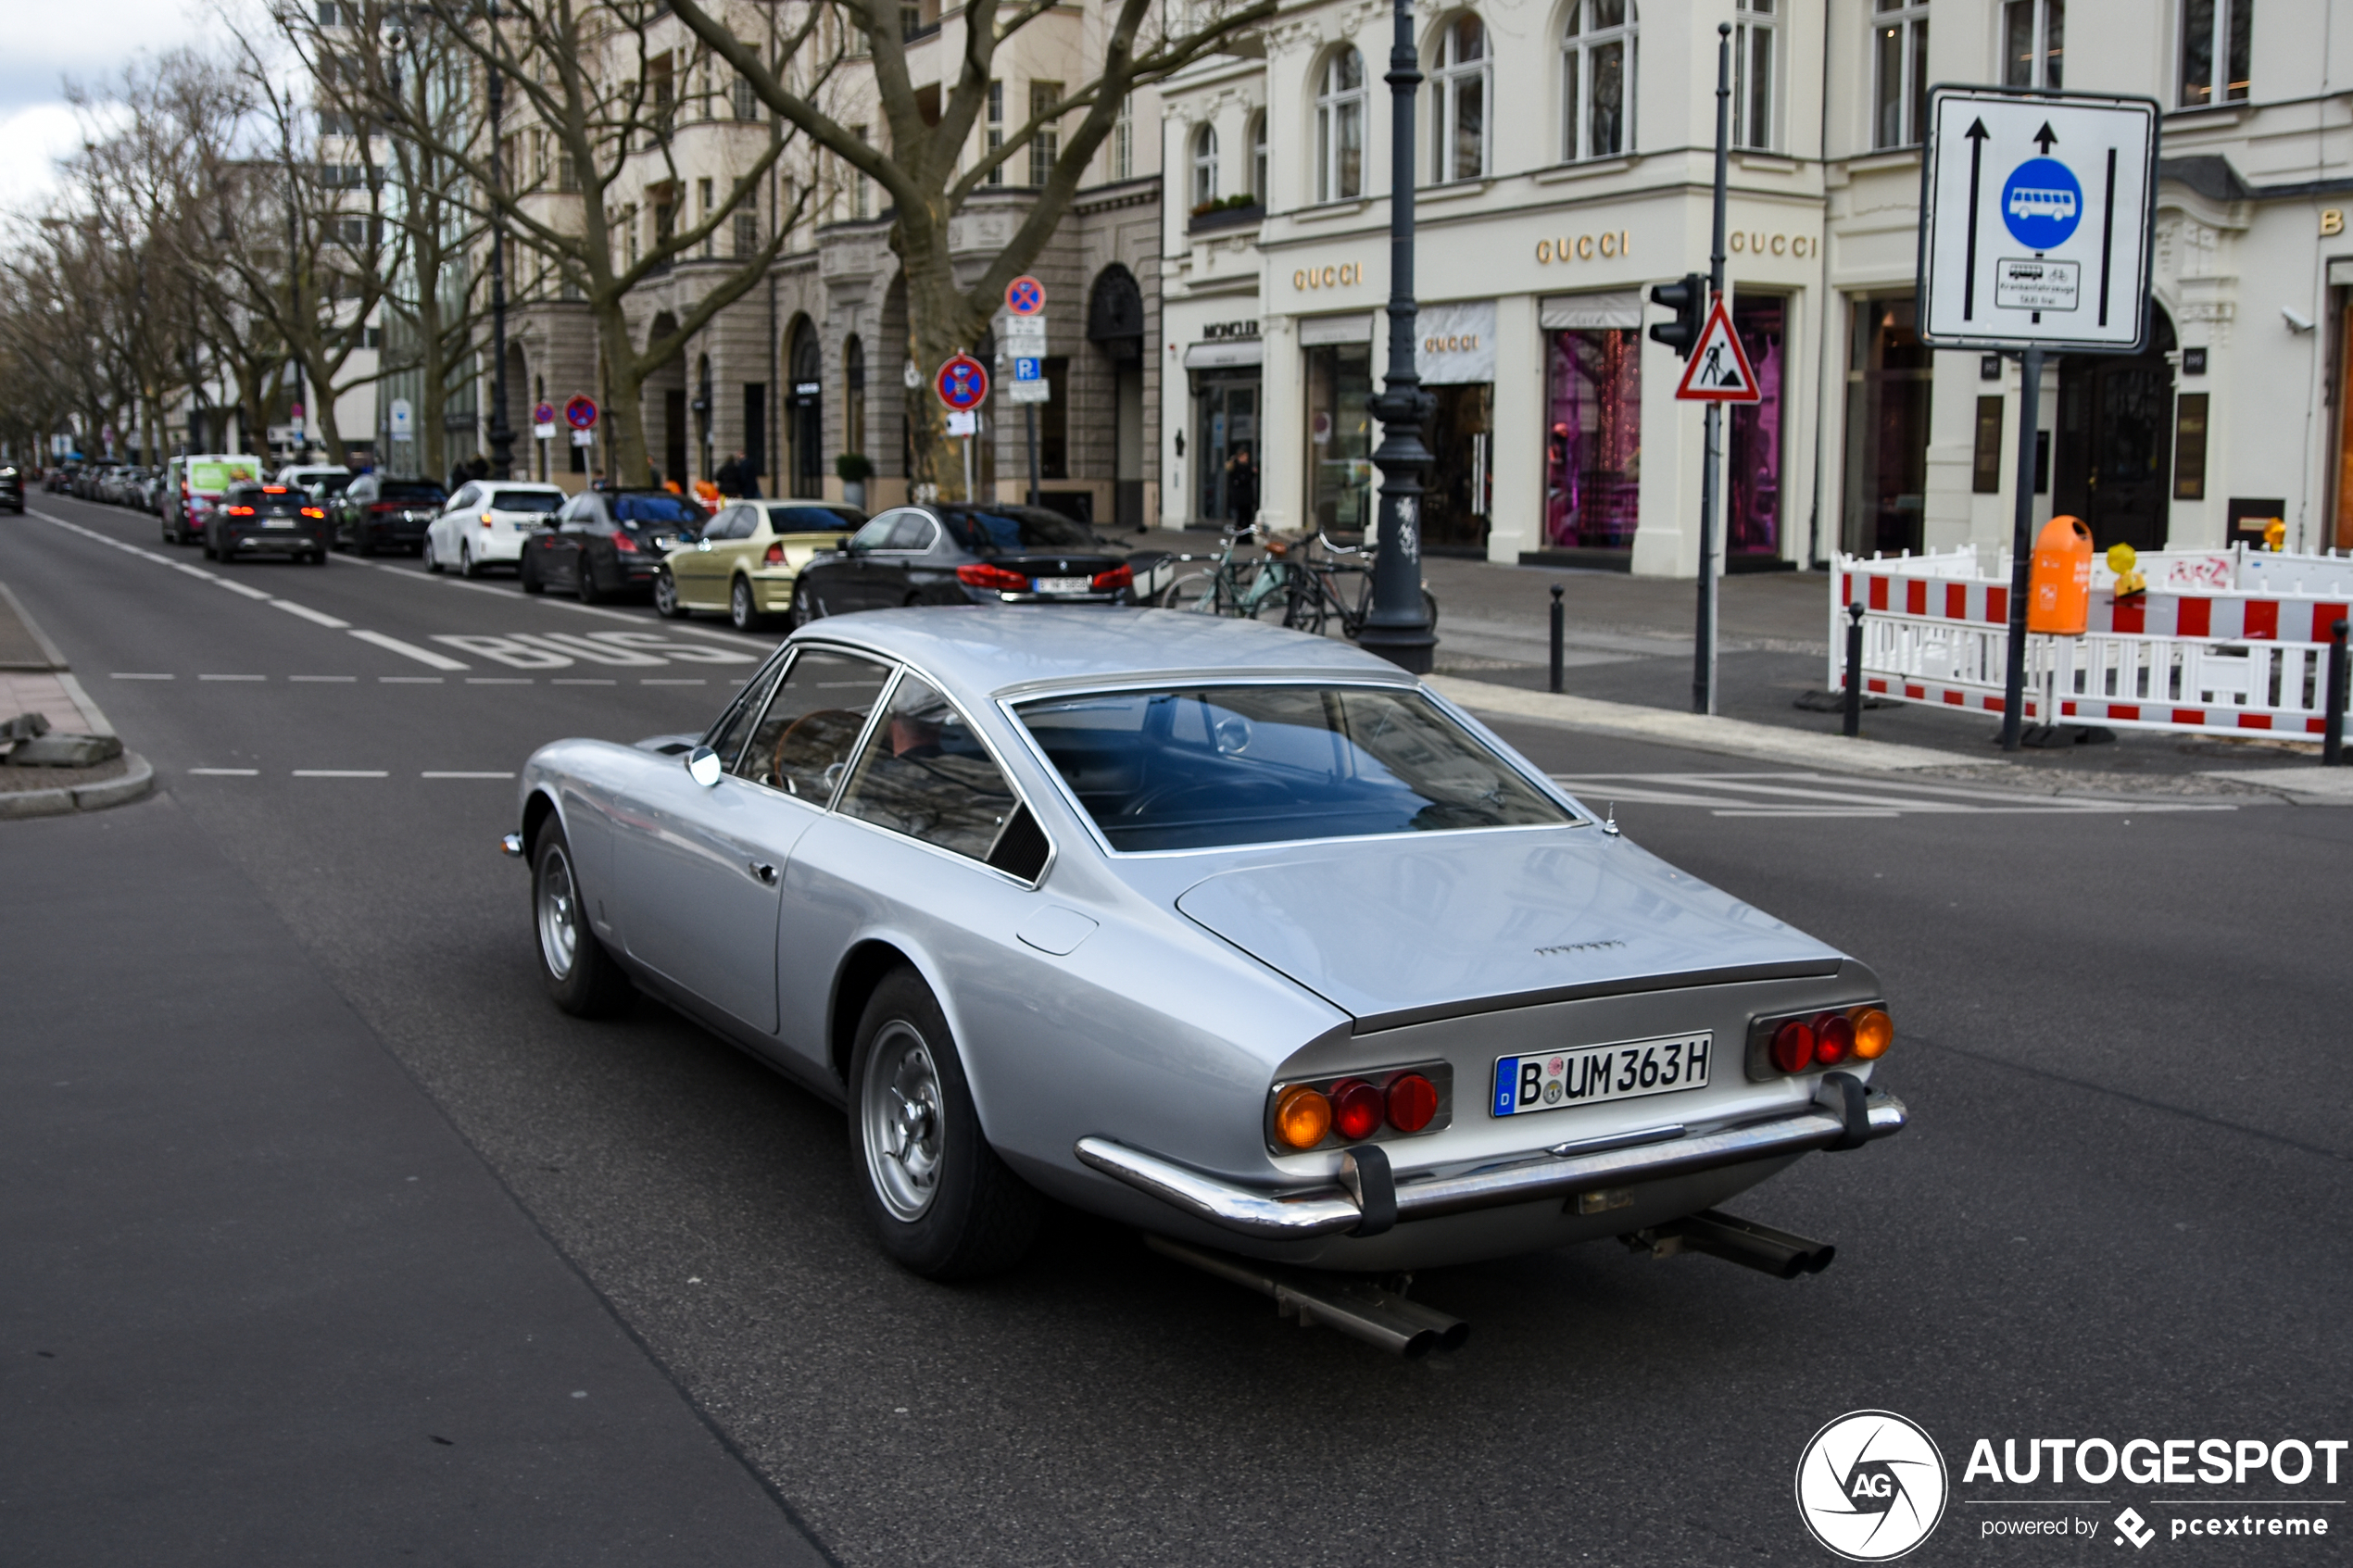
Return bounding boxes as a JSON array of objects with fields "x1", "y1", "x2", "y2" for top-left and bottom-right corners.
[
  {"x1": 1315, "y1": 48, "x2": 1366, "y2": 202},
  {"x1": 1561, "y1": 0, "x2": 1635, "y2": 162},
  {"x1": 1430, "y1": 15, "x2": 1489, "y2": 182},
  {"x1": 1250, "y1": 112, "x2": 1268, "y2": 203},
  {"x1": 1191, "y1": 123, "x2": 1219, "y2": 207},
  {"x1": 1732, "y1": 0, "x2": 1774, "y2": 148}
]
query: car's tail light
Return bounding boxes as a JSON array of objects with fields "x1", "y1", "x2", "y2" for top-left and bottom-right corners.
[
  {"x1": 224, "y1": 505, "x2": 256, "y2": 517},
  {"x1": 1386, "y1": 1072, "x2": 1439, "y2": 1134},
  {"x1": 1274, "y1": 1085, "x2": 1331, "y2": 1150},
  {"x1": 1329, "y1": 1078, "x2": 1382, "y2": 1142},
  {"x1": 263, "y1": 485, "x2": 288, "y2": 495},
  {"x1": 956, "y1": 561, "x2": 1030, "y2": 592},
  {"x1": 763, "y1": 543, "x2": 785, "y2": 565},
  {"x1": 612, "y1": 531, "x2": 639, "y2": 553},
  {"x1": 480, "y1": 511, "x2": 495, "y2": 527},
  {"x1": 1749, "y1": 1002, "x2": 1892, "y2": 1080},
  {"x1": 1852, "y1": 1007, "x2": 1893, "y2": 1060},
  {"x1": 301, "y1": 506, "x2": 324, "y2": 519},
  {"x1": 1091, "y1": 564, "x2": 1133, "y2": 592},
  {"x1": 1813, "y1": 1012, "x2": 1855, "y2": 1066}
]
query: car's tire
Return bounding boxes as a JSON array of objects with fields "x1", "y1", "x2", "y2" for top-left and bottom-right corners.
[
  {"x1": 531, "y1": 822, "x2": 634, "y2": 1018},
  {"x1": 652, "y1": 569, "x2": 686, "y2": 619},
  {"x1": 521, "y1": 557, "x2": 545, "y2": 595},
  {"x1": 849, "y1": 966, "x2": 1039, "y2": 1280},
  {"x1": 786, "y1": 585, "x2": 821, "y2": 629},
  {"x1": 355, "y1": 533, "x2": 374, "y2": 557},
  {"x1": 460, "y1": 542, "x2": 482, "y2": 579},
  {"x1": 576, "y1": 562, "x2": 603, "y2": 604},
  {"x1": 730, "y1": 576, "x2": 763, "y2": 632},
  {"x1": 424, "y1": 537, "x2": 443, "y2": 572},
  {"x1": 306, "y1": 550, "x2": 327, "y2": 564}
]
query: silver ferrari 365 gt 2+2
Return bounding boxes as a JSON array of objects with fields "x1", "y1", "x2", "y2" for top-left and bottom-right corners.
[{"x1": 510, "y1": 608, "x2": 1905, "y2": 1290}]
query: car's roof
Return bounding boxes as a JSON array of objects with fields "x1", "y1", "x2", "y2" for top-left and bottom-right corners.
[{"x1": 792, "y1": 606, "x2": 1419, "y2": 697}]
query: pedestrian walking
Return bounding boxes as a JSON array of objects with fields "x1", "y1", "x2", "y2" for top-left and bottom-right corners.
[
  {"x1": 1224, "y1": 447, "x2": 1259, "y2": 531},
  {"x1": 714, "y1": 451, "x2": 747, "y2": 497}
]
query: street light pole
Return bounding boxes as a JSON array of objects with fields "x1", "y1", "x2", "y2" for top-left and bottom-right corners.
[
  {"x1": 484, "y1": 2, "x2": 514, "y2": 481},
  {"x1": 1356, "y1": 0, "x2": 1438, "y2": 674},
  {"x1": 1692, "y1": 21, "x2": 1731, "y2": 715}
]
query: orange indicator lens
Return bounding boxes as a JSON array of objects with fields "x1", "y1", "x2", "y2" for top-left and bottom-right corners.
[
  {"x1": 1274, "y1": 1085, "x2": 1332, "y2": 1150},
  {"x1": 1851, "y1": 1007, "x2": 1894, "y2": 1060}
]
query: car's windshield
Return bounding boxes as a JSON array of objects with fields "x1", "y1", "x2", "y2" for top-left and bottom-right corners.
[
  {"x1": 188, "y1": 460, "x2": 257, "y2": 491},
  {"x1": 1015, "y1": 684, "x2": 1575, "y2": 852},
  {"x1": 379, "y1": 481, "x2": 447, "y2": 502},
  {"x1": 612, "y1": 493, "x2": 704, "y2": 526},
  {"x1": 309, "y1": 472, "x2": 354, "y2": 495},
  {"x1": 490, "y1": 489, "x2": 563, "y2": 514},
  {"x1": 940, "y1": 506, "x2": 1101, "y2": 555}
]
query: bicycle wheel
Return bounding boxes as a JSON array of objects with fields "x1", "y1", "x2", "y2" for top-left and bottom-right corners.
[
  {"x1": 1245, "y1": 560, "x2": 1300, "y2": 625},
  {"x1": 1283, "y1": 571, "x2": 1332, "y2": 634},
  {"x1": 1422, "y1": 586, "x2": 1441, "y2": 632},
  {"x1": 1162, "y1": 571, "x2": 1226, "y2": 614}
]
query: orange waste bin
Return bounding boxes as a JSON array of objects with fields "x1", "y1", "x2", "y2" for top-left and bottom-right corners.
[{"x1": 2029, "y1": 515, "x2": 2093, "y2": 634}]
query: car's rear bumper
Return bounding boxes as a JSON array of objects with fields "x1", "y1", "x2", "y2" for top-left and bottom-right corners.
[
  {"x1": 1076, "y1": 1081, "x2": 1906, "y2": 1242},
  {"x1": 220, "y1": 525, "x2": 331, "y2": 554}
]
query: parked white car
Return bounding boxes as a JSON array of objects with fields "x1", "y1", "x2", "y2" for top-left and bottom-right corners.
[{"x1": 424, "y1": 480, "x2": 568, "y2": 577}]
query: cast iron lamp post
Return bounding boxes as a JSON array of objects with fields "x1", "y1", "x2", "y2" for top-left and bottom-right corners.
[{"x1": 1355, "y1": 0, "x2": 1438, "y2": 673}]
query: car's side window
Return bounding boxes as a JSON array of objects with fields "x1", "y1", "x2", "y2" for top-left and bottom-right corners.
[
  {"x1": 719, "y1": 506, "x2": 756, "y2": 541},
  {"x1": 837, "y1": 675, "x2": 1031, "y2": 867},
  {"x1": 733, "y1": 649, "x2": 893, "y2": 799},
  {"x1": 847, "y1": 513, "x2": 900, "y2": 554},
  {"x1": 448, "y1": 483, "x2": 479, "y2": 511},
  {"x1": 556, "y1": 494, "x2": 591, "y2": 525},
  {"x1": 887, "y1": 514, "x2": 937, "y2": 552},
  {"x1": 709, "y1": 649, "x2": 793, "y2": 771}
]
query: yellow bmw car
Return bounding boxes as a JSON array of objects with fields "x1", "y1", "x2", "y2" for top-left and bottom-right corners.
[{"x1": 654, "y1": 499, "x2": 864, "y2": 632}]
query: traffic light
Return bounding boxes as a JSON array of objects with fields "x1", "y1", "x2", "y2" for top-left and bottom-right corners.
[{"x1": 1649, "y1": 273, "x2": 1706, "y2": 358}]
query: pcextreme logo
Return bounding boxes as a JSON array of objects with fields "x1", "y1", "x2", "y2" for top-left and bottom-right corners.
[{"x1": 1796, "y1": 1410, "x2": 1952, "y2": 1562}]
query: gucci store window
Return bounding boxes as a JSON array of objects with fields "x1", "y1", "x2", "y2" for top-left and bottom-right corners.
[
  {"x1": 1416, "y1": 299, "x2": 1495, "y2": 554},
  {"x1": 1538, "y1": 291, "x2": 1642, "y2": 562},
  {"x1": 1843, "y1": 295, "x2": 1931, "y2": 555},
  {"x1": 1302, "y1": 316, "x2": 1375, "y2": 533},
  {"x1": 1727, "y1": 294, "x2": 1785, "y2": 562}
]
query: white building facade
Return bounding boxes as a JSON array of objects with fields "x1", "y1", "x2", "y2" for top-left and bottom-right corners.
[{"x1": 1159, "y1": 0, "x2": 2353, "y2": 573}]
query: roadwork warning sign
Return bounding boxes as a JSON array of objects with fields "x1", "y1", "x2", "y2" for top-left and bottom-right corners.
[{"x1": 1674, "y1": 296, "x2": 1762, "y2": 404}]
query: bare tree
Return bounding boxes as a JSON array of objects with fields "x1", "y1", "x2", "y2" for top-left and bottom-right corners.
[{"x1": 673, "y1": 0, "x2": 1273, "y2": 493}]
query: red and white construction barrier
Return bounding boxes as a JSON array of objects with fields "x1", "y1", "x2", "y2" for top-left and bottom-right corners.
[{"x1": 1831, "y1": 551, "x2": 2353, "y2": 737}]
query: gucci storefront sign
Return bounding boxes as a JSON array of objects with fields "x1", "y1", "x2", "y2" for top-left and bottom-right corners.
[
  {"x1": 1537, "y1": 231, "x2": 1631, "y2": 265},
  {"x1": 1292, "y1": 262, "x2": 1365, "y2": 290},
  {"x1": 1729, "y1": 230, "x2": 1816, "y2": 257}
]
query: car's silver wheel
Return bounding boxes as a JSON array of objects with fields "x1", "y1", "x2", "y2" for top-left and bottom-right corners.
[
  {"x1": 536, "y1": 840, "x2": 580, "y2": 981},
  {"x1": 424, "y1": 537, "x2": 443, "y2": 572},
  {"x1": 652, "y1": 570, "x2": 684, "y2": 619},
  {"x1": 461, "y1": 541, "x2": 483, "y2": 579},
  {"x1": 860, "y1": 1020, "x2": 945, "y2": 1222},
  {"x1": 730, "y1": 577, "x2": 760, "y2": 632}
]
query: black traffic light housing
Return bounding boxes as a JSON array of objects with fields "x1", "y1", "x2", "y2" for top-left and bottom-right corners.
[{"x1": 1648, "y1": 273, "x2": 1706, "y2": 359}]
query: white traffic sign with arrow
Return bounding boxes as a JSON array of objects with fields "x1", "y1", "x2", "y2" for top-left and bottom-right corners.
[
  {"x1": 1919, "y1": 87, "x2": 2158, "y2": 353},
  {"x1": 1673, "y1": 296, "x2": 1762, "y2": 404}
]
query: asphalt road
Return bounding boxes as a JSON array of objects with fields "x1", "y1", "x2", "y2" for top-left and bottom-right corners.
[{"x1": 7, "y1": 493, "x2": 2350, "y2": 1566}]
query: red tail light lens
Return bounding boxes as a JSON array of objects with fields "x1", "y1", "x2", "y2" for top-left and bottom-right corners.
[
  {"x1": 224, "y1": 505, "x2": 256, "y2": 517},
  {"x1": 263, "y1": 485, "x2": 288, "y2": 495},
  {"x1": 301, "y1": 506, "x2": 324, "y2": 519},
  {"x1": 612, "y1": 531, "x2": 639, "y2": 553},
  {"x1": 763, "y1": 543, "x2": 785, "y2": 565},
  {"x1": 1812, "y1": 1012, "x2": 1855, "y2": 1066},
  {"x1": 1091, "y1": 564, "x2": 1133, "y2": 592},
  {"x1": 956, "y1": 561, "x2": 1030, "y2": 592},
  {"x1": 1770, "y1": 1019, "x2": 1816, "y2": 1073},
  {"x1": 1386, "y1": 1072, "x2": 1439, "y2": 1133},
  {"x1": 1329, "y1": 1078, "x2": 1383, "y2": 1142}
]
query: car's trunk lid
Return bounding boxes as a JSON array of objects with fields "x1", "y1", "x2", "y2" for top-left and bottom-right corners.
[{"x1": 1173, "y1": 832, "x2": 1843, "y2": 1029}]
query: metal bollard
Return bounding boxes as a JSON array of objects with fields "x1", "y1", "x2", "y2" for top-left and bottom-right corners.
[
  {"x1": 1843, "y1": 601, "x2": 1866, "y2": 739},
  {"x1": 1549, "y1": 584, "x2": 1566, "y2": 695},
  {"x1": 2326, "y1": 618, "x2": 2349, "y2": 767}
]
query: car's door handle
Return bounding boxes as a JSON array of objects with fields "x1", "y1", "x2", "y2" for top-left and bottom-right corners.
[{"x1": 748, "y1": 860, "x2": 778, "y2": 885}]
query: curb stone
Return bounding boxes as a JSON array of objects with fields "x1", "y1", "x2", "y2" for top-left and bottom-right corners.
[{"x1": 0, "y1": 751, "x2": 155, "y2": 820}]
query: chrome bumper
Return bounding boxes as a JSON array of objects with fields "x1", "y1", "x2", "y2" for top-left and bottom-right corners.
[{"x1": 1076, "y1": 1085, "x2": 1907, "y2": 1241}]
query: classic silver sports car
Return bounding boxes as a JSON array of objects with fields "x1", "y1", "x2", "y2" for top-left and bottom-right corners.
[{"x1": 510, "y1": 608, "x2": 1905, "y2": 1300}]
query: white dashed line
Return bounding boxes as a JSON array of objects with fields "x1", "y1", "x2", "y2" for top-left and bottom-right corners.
[
  {"x1": 112, "y1": 673, "x2": 174, "y2": 681},
  {"x1": 290, "y1": 675, "x2": 358, "y2": 683},
  {"x1": 466, "y1": 677, "x2": 534, "y2": 684},
  {"x1": 291, "y1": 770, "x2": 390, "y2": 778},
  {"x1": 198, "y1": 674, "x2": 266, "y2": 682},
  {"x1": 186, "y1": 767, "x2": 259, "y2": 776},
  {"x1": 379, "y1": 676, "x2": 445, "y2": 684},
  {"x1": 421, "y1": 771, "x2": 516, "y2": 779},
  {"x1": 640, "y1": 678, "x2": 707, "y2": 685},
  {"x1": 272, "y1": 599, "x2": 351, "y2": 629},
  {"x1": 552, "y1": 678, "x2": 618, "y2": 685}
]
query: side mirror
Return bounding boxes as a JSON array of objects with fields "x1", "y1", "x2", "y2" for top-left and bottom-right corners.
[
  {"x1": 837, "y1": 534, "x2": 852, "y2": 550},
  {"x1": 686, "y1": 745, "x2": 723, "y2": 787}
]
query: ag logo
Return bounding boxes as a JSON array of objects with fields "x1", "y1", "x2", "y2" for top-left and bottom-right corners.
[{"x1": 1795, "y1": 1410, "x2": 1949, "y2": 1562}]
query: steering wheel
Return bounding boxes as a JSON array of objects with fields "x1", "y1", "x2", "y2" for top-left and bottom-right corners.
[{"x1": 770, "y1": 709, "x2": 868, "y2": 797}]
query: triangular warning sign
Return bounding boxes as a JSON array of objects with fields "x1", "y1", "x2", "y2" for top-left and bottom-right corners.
[{"x1": 1674, "y1": 295, "x2": 1763, "y2": 404}]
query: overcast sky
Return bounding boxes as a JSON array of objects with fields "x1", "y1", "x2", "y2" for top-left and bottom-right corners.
[{"x1": 0, "y1": 0, "x2": 219, "y2": 212}]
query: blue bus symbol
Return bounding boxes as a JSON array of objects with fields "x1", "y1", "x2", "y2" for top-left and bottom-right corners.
[{"x1": 2000, "y1": 157, "x2": 2082, "y2": 250}]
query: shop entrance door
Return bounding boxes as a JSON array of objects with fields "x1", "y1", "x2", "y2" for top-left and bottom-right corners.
[
  {"x1": 1420, "y1": 383, "x2": 1492, "y2": 554},
  {"x1": 2056, "y1": 309, "x2": 2175, "y2": 553},
  {"x1": 1196, "y1": 378, "x2": 1259, "y2": 525}
]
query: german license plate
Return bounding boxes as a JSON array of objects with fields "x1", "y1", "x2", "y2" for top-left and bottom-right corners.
[
  {"x1": 1033, "y1": 576, "x2": 1089, "y2": 595},
  {"x1": 1491, "y1": 1033, "x2": 1712, "y2": 1118},
  {"x1": 263, "y1": 519, "x2": 296, "y2": 528}
]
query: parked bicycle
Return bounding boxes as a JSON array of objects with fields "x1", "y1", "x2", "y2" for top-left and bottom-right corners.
[
  {"x1": 1270, "y1": 531, "x2": 1441, "y2": 640},
  {"x1": 1156, "y1": 522, "x2": 1296, "y2": 621}
]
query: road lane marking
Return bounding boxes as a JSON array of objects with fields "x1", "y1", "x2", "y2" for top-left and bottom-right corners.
[
  {"x1": 214, "y1": 579, "x2": 275, "y2": 601},
  {"x1": 292, "y1": 769, "x2": 390, "y2": 778},
  {"x1": 552, "y1": 678, "x2": 617, "y2": 685},
  {"x1": 186, "y1": 768, "x2": 259, "y2": 776},
  {"x1": 290, "y1": 675, "x2": 358, "y2": 683},
  {"x1": 198, "y1": 674, "x2": 267, "y2": 682},
  {"x1": 379, "y1": 676, "x2": 445, "y2": 684},
  {"x1": 641, "y1": 678, "x2": 707, "y2": 685},
  {"x1": 272, "y1": 599, "x2": 351, "y2": 629},
  {"x1": 421, "y1": 771, "x2": 515, "y2": 779},
  {"x1": 466, "y1": 677, "x2": 533, "y2": 684},
  {"x1": 111, "y1": 673, "x2": 174, "y2": 680},
  {"x1": 347, "y1": 630, "x2": 470, "y2": 670}
]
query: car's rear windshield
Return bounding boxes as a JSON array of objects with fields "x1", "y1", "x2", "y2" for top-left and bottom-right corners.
[
  {"x1": 940, "y1": 506, "x2": 1100, "y2": 555},
  {"x1": 189, "y1": 461, "x2": 257, "y2": 491},
  {"x1": 766, "y1": 504, "x2": 858, "y2": 533},
  {"x1": 378, "y1": 481, "x2": 447, "y2": 501},
  {"x1": 309, "y1": 472, "x2": 353, "y2": 495},
  {"x1": 612, "y1": 494, "x2": 704, "y2": 526},
  {"x1": 491, "y1": 489, "x2": 562, "y2": 513},
  {"x1": 1014, "y1": 685, "x2": 1574, "y2": 852}
]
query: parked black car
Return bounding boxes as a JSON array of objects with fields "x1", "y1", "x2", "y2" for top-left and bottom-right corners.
[
  {"x1": 0, "y1": 464, "x2": 23, "y2": 513},
  {"x1": 334, "y1": 474, "x2": 448, "y2": 555},
  {"x1": 519, "y1": 488, "x2": 705, "y2": 604},
  {"x1": 207, "y1": 482, "x2": 331, "y2": 565},
  {"x1": 786, "y1": 503, "x2": 1147, "y2": 624}
]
